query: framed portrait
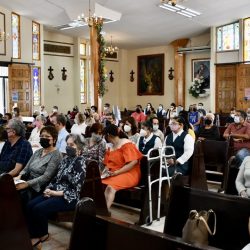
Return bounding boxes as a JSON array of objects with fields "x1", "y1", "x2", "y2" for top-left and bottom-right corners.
[
  {"x1": 0, "y1": 12, "x2": 6, "y2": 55},
  {"x1": 192, "y1": 58, "x2": 210, "y2": 89},
  {"x1": 137, "y1": 54, "x2": 164, "y2": 95}
]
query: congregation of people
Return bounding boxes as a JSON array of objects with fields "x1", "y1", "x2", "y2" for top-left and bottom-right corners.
[{"x1": 1, "y1": 101, "x2": 250, "y2": 248}]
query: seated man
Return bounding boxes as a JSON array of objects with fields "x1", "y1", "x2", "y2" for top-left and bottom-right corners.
[
  {"x1": 151, "y1": 117, "x2": 164, "y2": 143},
  {"x1": 223, "y1": 110, "x2": 250, "y2": 153},
  {"x1": 0, "y1": 119, "x2": 33, "y2": 176}
]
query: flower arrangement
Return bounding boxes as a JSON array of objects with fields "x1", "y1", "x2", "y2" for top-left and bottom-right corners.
[{"x1": 188, "y1": 76, "x2": 208, "y2": 98}]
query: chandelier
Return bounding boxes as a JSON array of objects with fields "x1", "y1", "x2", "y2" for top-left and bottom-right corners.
[
  {"x1": 105, "y1": 36, "x2": 118, "y2": 55},
  {"x1": 77, "y1": 0, "x2": 103, "y2": 27},
  {"x1": 0, "y1": 30, "x2": 10, "y2": 42}
]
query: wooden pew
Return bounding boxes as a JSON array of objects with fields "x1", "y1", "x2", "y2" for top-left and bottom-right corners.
[
  {"x1": 164, "y1": 173, "x2": 250, "y2": 250},
  {"x1": 68, "y1": 197, "x2": 219, "y2": 250},
  {"x1": 0, "y1": 173, "x2": 33, "y2": 250}
]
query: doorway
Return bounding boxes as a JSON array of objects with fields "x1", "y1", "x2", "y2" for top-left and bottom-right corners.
[{"x1": 0, "y1": 66, "x2": 8, "y2": 115}]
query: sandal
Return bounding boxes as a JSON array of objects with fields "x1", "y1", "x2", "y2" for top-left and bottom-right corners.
[{"x1": 40, "y1": 233, "x2": 50, "y2": 242}]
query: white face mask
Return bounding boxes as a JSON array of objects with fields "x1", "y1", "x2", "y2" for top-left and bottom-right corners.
[
  {"x1": 147, "y1": 105, "x2": 151, "y2": 109},
  {"x1": 153, "y1": 124, "x2": 159, "y2": 131},
  {"x1": 198, "y1": 105, "x2": 202, "y2": 109},
  {"x1": 169, "y1": 123, "x2": 180, "y2": 133},
  {"x1": 104, "y1": 107, "x2": 108, "y2": 110},
  {"x1": 230, "y1": 114, "x2": 235, "y2": 118},
  {"x1": 158, "y1": 106, "x2": 163, "y2": 110},
  {"x1": 234, "y1": 116, "x2": 240, "y2": 124},
  {"x1": 53, "y1": 109, "x2": 57, "y2": 113},
  {"x1": 124, "y1": 125, "x2": 131, "y2": 133},
  {"x1": 139, "y1": 129, "x2": 147, "y2": 137}
]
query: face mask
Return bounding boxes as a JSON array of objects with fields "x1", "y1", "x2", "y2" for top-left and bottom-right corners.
[
  {"x1": 147, "y1": 105, "x2": 151, "y2": 108},
  {"x1": 198, "y1": 105, "x2": 202, "y2": 109},
  {"x1": 124, "y1": 125, "x2": 131, "y2": 133},
  {"x1": 136, "y1": 108, "x2": 141, "y2": 113},
  {"x1": 178, "y1": 107, "x2": 183, "y2": 112},
  {"x1": 230, "y1": 114, "x2": 235, "y2": 118},
  {"x1": 105, "y1": 120, "x2": 112, "y2": 127},
  {"x1": 139, "y1": 129, "x2": 147, "y2": 137},
  {"x1": 153, "y1": 124, "x2": 159, "y2": 131},
  {"x1": 104, "y1": 107, "x2": 108, "y2": 110},
  {"x1": 52, "y1": 109, "x2": 58, "y2": 113},
  {"x1": 91, "y1": 133, "x2": 102, "y2": 142},
  {"x1": 193, "y1": 108, "x2": 197, "y2": 112},
  {"x1": 234, "y1": 116, "x2": 240, "y2": 124},
  {"x1": 169, "y1": 124, "x2": 180, "y2": 133},
  {"x1": 91, "y1": 109, "x2": 95, "y2": 113},
  {"x1": 66, "y1": 146, "x2": 77, "y2": 157},
  {"x1": 170, "y1": 107, "x2": 174, "y2": 111},
  {"x1": 40, "y1": 138, "x2": 51, "y2": 148},
  {"x1": 204, "y1": 119, "x2": 212, "y2": 125},
  {"x1": 158, "y1": 106, "x2": 163, "y2": 111}
]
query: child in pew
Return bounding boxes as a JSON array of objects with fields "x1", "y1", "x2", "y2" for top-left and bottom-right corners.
[
  {"x1": 26, "y1": 134, "x2": 86, "y2": 248},
  {"x1": 102, "y1": 124, "x2": 143, "y2": 210}
]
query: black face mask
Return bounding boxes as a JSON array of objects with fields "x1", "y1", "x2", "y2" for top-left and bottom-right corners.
[
  {"x1": 204, "y1": 119, "x2": 212, "y2": 125},
  {"x1": 66, "y1": 146, "x2": 77, "y2": 157},
  {"x1": 40, "y1": 138, "x2": 51, "y2": 148},
  {"x1": 136, "y1": 108, "x2": 141, "y2": 113},
  {"x1": 193, "y1": 108, "x2": 197, "y2": 112},
  {"x1": 105, "y1": 120, "x2": 112, "y2": 127},
  {"x1": 1, "y1": 130, "x2": 8, "y2": 140}
]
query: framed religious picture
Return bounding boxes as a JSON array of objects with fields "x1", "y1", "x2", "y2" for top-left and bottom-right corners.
[
  {"x1": 192, "y1": 58, "x2": 210, "y2": 89},
  {"x1": 137, "y1": 54, "x2": 164, "y2": 95},
  {"x1": 0, "y1": 12, "x2": 6, "y2": 55}
]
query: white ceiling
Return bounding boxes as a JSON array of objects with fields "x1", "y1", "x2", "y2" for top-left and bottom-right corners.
[{"x1": 0, "y1": 0, "x2": 250, "y2": 49}]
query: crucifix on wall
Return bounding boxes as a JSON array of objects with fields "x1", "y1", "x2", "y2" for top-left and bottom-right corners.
[
  {"x1": 61, "y1": 67, "x2": 67, "y2": 81},
  {"x1": 48, "y1": 66, "x2": 54, "y2": 80}
]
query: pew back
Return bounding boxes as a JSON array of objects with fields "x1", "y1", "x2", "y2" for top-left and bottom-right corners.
[
  {"x1": 164, "y1": 175, "x2": 250, "y2": 250},
  {"x1": 0, "y1": 174, "x2": 33, "y2": 250}
]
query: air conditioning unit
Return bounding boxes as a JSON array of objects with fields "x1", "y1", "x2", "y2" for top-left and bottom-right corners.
[{"x1": 177, "y1": 45, "x2": 211, "y2": 53}]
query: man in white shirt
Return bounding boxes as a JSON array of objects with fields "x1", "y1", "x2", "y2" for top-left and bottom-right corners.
[
  {"x1": 51, "y1": 114, "x2": 69, "y2": 154},
  {"x1": 40, "y1": 105, "x2": 48, "y2": 118},
  {"x1": 164, "y1": 116, "x2": 194, "y2": 176}
]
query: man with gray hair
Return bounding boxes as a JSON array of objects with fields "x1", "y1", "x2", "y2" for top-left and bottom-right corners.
[{"x1": 0, "y1": 119, "x2": 33, "y2": 176}]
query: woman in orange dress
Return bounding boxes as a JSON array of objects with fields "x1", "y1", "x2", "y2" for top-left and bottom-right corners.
[{"x1": 102, "y1": 124, "x2": 143, "y2": 209}]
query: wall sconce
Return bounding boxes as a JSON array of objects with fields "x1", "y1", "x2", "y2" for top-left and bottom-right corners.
[
  {"x1": 61, "y1": 67, "x2": 67, "y2": 81},
  {"x1": 130, "y1": 70, "x2": 135, "y2": 82},
  {"x1": 109, "y1": 70, "x2": 114, "y2": 82},
  {"x1": 168, "y1": 67, "x2": 174, "y2": 80},
  {"x1": 48, "y1": 66, "x2": 54, "y2": 80}
]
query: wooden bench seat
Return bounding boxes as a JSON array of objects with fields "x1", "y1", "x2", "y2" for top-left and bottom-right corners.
[
  {"x1": 68, "y1": 197, "x2": 220, "y2": 250},
  {"x1": 164, "y1": 174, "x2": 250, "y2": 250}
]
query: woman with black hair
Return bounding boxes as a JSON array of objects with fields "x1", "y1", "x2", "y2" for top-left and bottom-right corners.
[
  {"x1": 123, "y1": 116, "x2": 140, "y2": 145},
  {"x1": 102, "y1": 124, "x2": 143, "y2": 210},
  {"x1": 164, "y1": 116, "x2": 195, "y2": 176},
  {"x1": 178, "y1": 110, "x2": 196, "y2": 140}
]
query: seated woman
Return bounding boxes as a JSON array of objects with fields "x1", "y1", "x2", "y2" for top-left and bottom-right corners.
[
  {"x1": 102, "y1": 124, "x2": 143, "y2": 210},
  {"x1": 179, "y1": 110, "x2": 196, "y2": 140},
  {"x1": 15, "y1": 126, "x2": 62, "y2": 206},
  {"x1": 164, "y1": 116, "x2": 195, "y2": 176},
  {"x1": 70, "y1": 112, "x2": 87, "y2": 136},
  {"x1": 123, "y1": 116, "x2": 140, "y2": 145},
  {"x1": 137, "y1": 120, "x2": 162, "y2": 155},
  {"x1": 81, "y1": 123, "x2": 106, "y2": 171},
  {"x1": 28, "y1": 115, "x2": 46, "y2": 152},
  {"x1": 26, "y1": 133, "x2": 86, "y2": 248},
  {"x1": 196, "y1": 113, "x2": 220, "y2": 141},
  {"x1": 235, "y1": 156, "x2": 250, "y2": 198}
]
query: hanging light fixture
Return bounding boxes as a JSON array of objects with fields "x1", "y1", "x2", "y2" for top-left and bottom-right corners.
[
  {"x1": 105, "y1": 36, "x2": 118, "y2": 55},
  {"x1": 77, "y1": 0, "x2": 103, "y2": 27}
]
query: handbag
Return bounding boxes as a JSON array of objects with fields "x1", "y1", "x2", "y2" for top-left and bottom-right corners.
[{"x1": 182, "y1": 209, "x2": 216, "y2": 245}]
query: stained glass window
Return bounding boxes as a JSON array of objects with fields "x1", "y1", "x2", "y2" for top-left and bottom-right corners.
[
  {"x1": 244, "y1": 18, "x2": 250, "y2": 61},
  {"x1": 216, "y1": 22, "x2": 239, "y2": 51},
  {"x1": 32, "y1": 67, "x2": 41, "y2": 106},
  {"x1": 32, "y1": 21, "x2": 40, "y2": 60},
  {"x1": 12, "y1": 13, "x2": 20, "y2": 59},
  {"x1": 80, "y1": 59, "x2": 87, "y2": 104}
]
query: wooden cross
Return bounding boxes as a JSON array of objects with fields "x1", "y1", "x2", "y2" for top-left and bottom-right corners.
[
  {"x1": 130, "y1": 70, "x2": 135, "y2": 82},
  {"x1": 61, "y1": 67, "x2": 67, "y2": 81},
  {"x1": 109, "y1": 70, "x2": 114, "y2": 82},
  {"x1": 48, "y1": 66, "x2": 54, "y2": 80}
]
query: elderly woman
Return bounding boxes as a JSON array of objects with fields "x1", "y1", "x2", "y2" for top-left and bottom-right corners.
[
  {"x1": 28, "y1": 115, "x2": 46, "y2": 152},
  {"x1": 15, "y1": 126, "x2": 62, "y2": 205},
  {"x1": 81, "y1": 123, "x2": 106, "y2": 171},
  {"x1": 102, "y1": 124, "x2": 143, "y2": 210},
  {"x1": 123, "y1": 116, "x2": 140, "y2": 145},
  {"x1": 196, "y1": 113, "x2": 220, "y2": 141},
  {"x1": 26, "y1": 133, "x2": 86, "y2": 248}
]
